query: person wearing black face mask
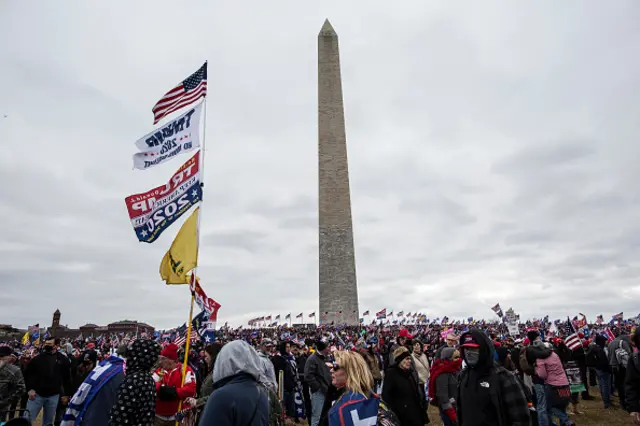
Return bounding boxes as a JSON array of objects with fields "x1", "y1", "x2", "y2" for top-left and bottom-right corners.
[
  {"x1": 23, "y1": 339, "x2": 71, "y2": 426},
  {"x1": 457, "y1": 329, "x2": 530, "y2": 426}
]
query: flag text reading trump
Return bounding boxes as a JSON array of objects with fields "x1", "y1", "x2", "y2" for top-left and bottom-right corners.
[
  {"x1": 125, "y1": 152, "x2": 202, "y2": 243},
  {"x1": 133, "y1": 102, "x2": 202, "y2": 170}
]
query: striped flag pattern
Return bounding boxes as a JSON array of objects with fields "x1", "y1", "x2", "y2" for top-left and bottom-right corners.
[
  {"x1": 152, "y1": 62, "x2": 207, "y2": 124},
  {"x1": 564, "y1": 318, "x2": 582, "y2": 351}
]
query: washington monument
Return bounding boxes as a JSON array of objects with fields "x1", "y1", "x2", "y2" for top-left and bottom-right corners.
[{"x1": 318, "y1": 19, "x2": 359, "y2": 325}]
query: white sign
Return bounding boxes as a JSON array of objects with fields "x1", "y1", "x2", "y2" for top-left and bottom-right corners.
[{"x1": 133, "y1": 102, "x2": 202, "y2": 170}]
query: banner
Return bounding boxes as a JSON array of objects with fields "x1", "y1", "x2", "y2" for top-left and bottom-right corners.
[
  {"x1": 159, "y1": 208, "x2": 199, "y2": 284},
  {"x1": 133, "y1": 102, "x2": 202, "y2": 170},
  {"x1": 125, "y1": 152, "x2": 201, "y2": 243}
]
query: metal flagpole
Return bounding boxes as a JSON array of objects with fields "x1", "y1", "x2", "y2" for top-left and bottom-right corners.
[{"x1": 175, "y1": 69, "x2": 208, "y2": 425}]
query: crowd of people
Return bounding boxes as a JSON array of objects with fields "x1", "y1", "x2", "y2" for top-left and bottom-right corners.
[{"x1": 0, "y1": 320, "x2": 639, "y2": 426}]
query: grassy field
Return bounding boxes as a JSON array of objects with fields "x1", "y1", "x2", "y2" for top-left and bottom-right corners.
[{"x1": 28, "y1": 387, "x2": 629, "y2": 425}]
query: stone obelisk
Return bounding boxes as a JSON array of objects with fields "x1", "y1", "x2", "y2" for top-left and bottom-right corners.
[{"x1": 318, "y1": 19, "x2": 359, "y2": 325}]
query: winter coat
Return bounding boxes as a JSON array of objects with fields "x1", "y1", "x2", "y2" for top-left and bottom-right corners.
[
  {"x1": 296, "y1": 354, "x2": 308, "y2": 381},
  {"x1": 24, "y1": 350, "x2": 72, "y2": 397},
  {"x1": 0, "y1": 361, "x2": 25, "y2": 410},
  {"x1": 257, "y1": 351, "x2": 278, "y2": 392},
  {"x1": 625, "y1": 353, "x2": 640, "y2": 413},
  {"x1": 200, "y1": 341, "x2": 269, "y2": 426},
  {"x1": 521, "y1": 341, "x2": 553, "y2": 384},
  {"x1": 108, "y1": 339, "x2": 161, "y2": 426},
  {"x1": 432, "y1": 360, "x2": 460, "y2": 411},
  {"x1": 271, "y1": 354, "x2": 296, "y2": 392},
  {"x1": 458, "y1": 329, "x2": 530, "y2": 426},
  {"x1": 609, "y1": 335, "x2": 633, "y2": 369},
  {"x1": 536, "y1": 351, "x2": 569, "y2": 387},
  {"x1": 411, "y1": 352, "x2": 430, "y2": 385},
  {"x1": 153, "y1": 363, "x2": 197, "y2": 416},
  {"x1": 589, "y1": 336, "x2": 612, "y2": 372},
  {"x1": 382, "y1": 365, "x2": 427, "y2": 426},
  {"x1": 304, "y1": 352, "x2": 332, "y2": 395},
  {"x1": 358, "y1": 350, "x2": 382, "y2": 381},
  {"x1": 195, "y1": 373, "x2": 214, "y2": 408}
]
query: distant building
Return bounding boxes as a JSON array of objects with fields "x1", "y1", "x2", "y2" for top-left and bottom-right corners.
[
  {"x1": 107, "y1": 320, "x2": 154, "y2": 336},
  {"x1": 0, "y1": 324, "x2": 21, "y2": 340},
  {"x1": 43, "y1": 310, "x2": 155, "y2": 340}
]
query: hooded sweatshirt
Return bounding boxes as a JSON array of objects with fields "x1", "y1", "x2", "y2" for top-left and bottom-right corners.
[
  {"x1": 108, "y1": 339, "x2": 160, "y2": 426},
  {"x1": 457, "y1": 329, "x2": 530, "y2": 426},
  {"x1": 199, "y1": 341, "x2": 269, "y2": 426}
]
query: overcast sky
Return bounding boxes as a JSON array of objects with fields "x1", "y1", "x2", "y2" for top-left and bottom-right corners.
[{"x1": 1, "y1": 2, "x2": 639, "y2": 329}]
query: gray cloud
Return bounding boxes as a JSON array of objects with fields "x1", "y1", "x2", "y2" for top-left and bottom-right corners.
[{"x1": 1, "y1": 1, "x2": 639, "y2": 329}]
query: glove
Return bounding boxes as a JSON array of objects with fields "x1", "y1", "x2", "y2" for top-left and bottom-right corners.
[
  {"x1": 157, "y1": 385, "x2": 179, "y2": 401},
  {"x1": 444, "y1": 407, "x2": 457, "y2": 424}
]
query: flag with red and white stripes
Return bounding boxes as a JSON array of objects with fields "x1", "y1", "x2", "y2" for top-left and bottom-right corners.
[
  {"x1": 376, "y1": 308, "x2": 387, "y2": 320},
  {"x1": 174, "y1": 332, "x2": 186, "y2": 347},
  {"x1": 564, "y1": 318, "x2": 582, "y2": 351},
  {"x1": 152, "y1": 62, "x2": 207, "y2": 124}
]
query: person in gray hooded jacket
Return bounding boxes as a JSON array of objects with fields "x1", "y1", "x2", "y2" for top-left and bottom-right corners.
[
  {"x1": 199, "y1": 341, "x2": 269, "y2": 426},
  {"x1": 609, "y1": 333, "x2": 633, "y2": 411}
]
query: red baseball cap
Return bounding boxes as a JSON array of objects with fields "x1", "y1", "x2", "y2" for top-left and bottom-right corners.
[{"x1": 460, "y1": 334, "x2": 480, "y2": 348}]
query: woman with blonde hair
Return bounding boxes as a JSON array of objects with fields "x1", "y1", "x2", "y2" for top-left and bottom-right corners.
[{"x1": 326, "y1": 351, "x2": 377, "y2": 426}]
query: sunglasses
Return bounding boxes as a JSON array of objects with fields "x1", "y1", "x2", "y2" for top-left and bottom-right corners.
[{"x1": 331, "y1": 363, "x2": 341, "y2": 371}]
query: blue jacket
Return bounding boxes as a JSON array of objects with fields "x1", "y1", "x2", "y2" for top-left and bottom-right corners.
[
  {"x1": 199, "y1": 341, "x2": 269, "y2": 426},
  {"x1": 199, "y1": 373, "x2": 268, "y2": 426}
]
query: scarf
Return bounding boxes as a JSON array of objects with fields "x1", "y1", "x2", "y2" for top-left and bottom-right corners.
[
  {"x1": 427, "y1": 358, "x2": 462, "y2": 403},
  {"x1": 284, "y1": 353, "x2": 306, "y2": 419},
  {"x1": 60, "y1": 356, "x2": 124, "y2": 426}
]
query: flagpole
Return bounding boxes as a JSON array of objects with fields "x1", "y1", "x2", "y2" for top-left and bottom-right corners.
[
  {"x1": 175, "y1": 293, "x2": 195, "y2": 425},
  {"x1": 174, "y1": 65, "x2": 208, "y2": 426}
]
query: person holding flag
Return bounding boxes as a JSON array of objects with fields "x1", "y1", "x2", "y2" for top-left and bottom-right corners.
[{"x1": 152, "y1": 343, "x2": 197, "y2": 425}]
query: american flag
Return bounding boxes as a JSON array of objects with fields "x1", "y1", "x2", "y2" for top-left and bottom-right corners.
[
  {"x1": 309, "y1": 312, "x2": 316, "y2": 318},
  {"x1": 174, "y1": 332, "x2": 186, "y2": 347},
  {"x1": 564, "y1": 318, "x2": 582, "y2": 351},
  {"x1": 152, "y1": 62, "x2": 207, "y2": 124},
  {"x1": 362, "y1": 310, "x2": 370, "y2": 316},
  {"x1": 376, "y1": 308, "x2": 386, "y2": 320},
  {"x1": 604, "y1": 327, "x2": 616, "y2": 342},
  {"x1": 296, "y1": 313, "x2": 303, "y2": 318}
]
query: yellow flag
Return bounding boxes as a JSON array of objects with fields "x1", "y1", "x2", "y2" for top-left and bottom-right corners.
[
  {"x1": 160, "y1": 207, "x2": 199, "y2": 284},
  {"x1": 21, "y1": 331, "x2": 29, "y2": 345}
]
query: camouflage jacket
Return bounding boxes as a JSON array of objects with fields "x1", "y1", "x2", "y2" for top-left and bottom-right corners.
[{"x1": 0, "y1": 361, "x2": 25, "y2": 409}]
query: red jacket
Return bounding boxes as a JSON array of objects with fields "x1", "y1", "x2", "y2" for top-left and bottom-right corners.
[{"x1": 153, "y1": 364, "x2": 197, "y2": 416}]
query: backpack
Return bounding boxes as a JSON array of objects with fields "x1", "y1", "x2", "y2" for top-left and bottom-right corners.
[{"x1": 615, "y1": 340, "x2": 630, "y2": 368}]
